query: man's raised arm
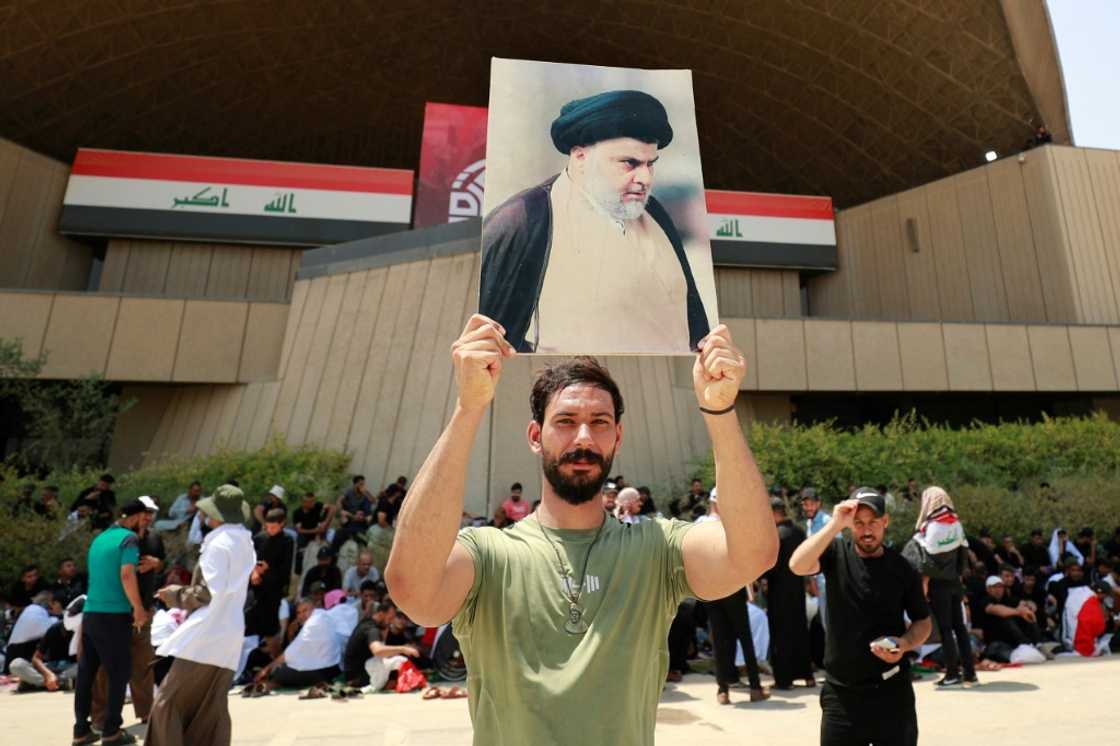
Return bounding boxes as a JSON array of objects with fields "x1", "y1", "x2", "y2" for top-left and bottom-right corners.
[
  {"x1": 384, "y1": 315, "x2": 515, "y2": 626},
  {"x1": 789, "y1": 499, "x2": 856, "y2": 576},
  {"x1": 682, "y1": 325, "x2": 779, "y2": 600}
]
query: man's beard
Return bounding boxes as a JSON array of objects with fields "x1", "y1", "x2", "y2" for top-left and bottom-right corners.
[
  {"x1": 855, "y1": 534, "x2": 883, "y2": 556},
  {"x1": 585, "y1": 158, "x2": 648, "y2": 221},
  {"x1": 542, "y1": 447, "x2": 615, "y2": 506}
]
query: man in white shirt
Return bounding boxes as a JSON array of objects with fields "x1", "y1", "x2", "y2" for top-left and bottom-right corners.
[
  {"x1": 255, "y1": 601, "x2": 342, "y2": 690},
  {"x1": 145, "y1": 485, "x2": 255, "y2": 746}
]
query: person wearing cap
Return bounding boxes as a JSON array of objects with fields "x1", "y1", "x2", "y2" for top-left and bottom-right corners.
[
  {"x1": 766, "y1": 496, "x2": 815, "y2": 690},
  {"x1": 73, "y1": 498, "x2": 150, "y2": 745},
  {"x1": 301, "y1": 545, "x2": 342, "y2": 597},
  {"x1": 145, "y1": 484, "x2": 255, "y2": 746},
  {"x1": 479, "y1": 89, "x2": 710, "y2": 353},
  {"x1": 92, "y1": 495, "x2": 165, "y2": 727},
  {"x1": 800, "y1": 487, "x2": 832, "y2": 631},
  {"x1": 252, "y1": 485, "x2": 287, "y2": 533},
  {"x1": 790, "y1": 488, "x2": 931, "y2": 746},
  {"x1": 696, "y1": 489, "x2": 769, "y2": 704},
  {"x1": 975, "y1": 574, "x2": 1042, "y2": 662},
  {"x1": 247, "y1": 508, "x2": 295, "y2": 657}
]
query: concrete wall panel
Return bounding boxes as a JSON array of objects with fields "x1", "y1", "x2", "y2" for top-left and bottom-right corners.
[
  {"x1": 173, "y1": 301, "x2": 248, "y2": 383},
  {"x1": 106, "y1": 298, "x2": 184, "y2": 381},
  {"x1": 756, "y1": 319, "x2": 807, "y2": 391},
  {"x1": 39, "y1": 295, "x2": 119, "y2": 378},
  {"x1": 943, "y1": 324, "x2": 992, "y2": 391},
  {"x1": 0, "y1": 291, "x2": 53, "y2": 359},
  {"x1": 804, "y1": 319, "x2": 855, "y2": 390},
  {"x1": 852, "y1": 322, "x2": 902, "y2": 390},
  {"x1": 1067, "y1": 326, "x2": 1118, "y2": 391},
  {"x1": 1027, "y1": 325, "x2": 1077, "y2": 391},
  {"x1": 985, "y1": 324, "x2": 1036, "y2": 391},
  {"x1": 897, "y1": 322, "x2": 948, "y2": 390}
]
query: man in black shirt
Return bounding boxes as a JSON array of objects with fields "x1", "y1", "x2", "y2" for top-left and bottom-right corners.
[
  {"x1": 766, "y1": 497, "x2": 814, "y2": 689},
  {"x1": 301, "y1": 546, "x2": 343, "y2": 596},
  {"x1": 8, "y1": 564, "x2": 50, "y2": 610},
  {"x1": 70, "y1": 474, "x2": 117, "y2": 531},
  {"x1": 791, "y1": 488, "x2": 931, "y2": 746},
  {"x1": 52, "y1": 558, "x2": 87, "y2": 606},
  {"x1": 343, "y1": 601, "x2": 413, "y2": 686},
  {"x1": 249, "y1": 509, "x2": 296, "y2": 655},
  {"x1": 1021, "y1": 529, "x2": 1053, "y2": 575}
]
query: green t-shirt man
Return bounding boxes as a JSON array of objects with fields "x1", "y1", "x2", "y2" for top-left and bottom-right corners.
[
  {"x1": 84, "y1": 524, "x2": 141, "y2": 613},
  {"x1": 454, "y1": 513, "x2": 693, "y2": 746}
]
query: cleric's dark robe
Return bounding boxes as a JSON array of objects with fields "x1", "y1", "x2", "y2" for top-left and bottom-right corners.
[
  {"x1": 766, "y1": 519, "x2": 814, "y2": 686},
  {"x1": 479, "y1": 175, "x2": 710, "y2": 352}
]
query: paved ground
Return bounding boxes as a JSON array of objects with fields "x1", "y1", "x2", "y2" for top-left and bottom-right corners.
[{"x1": 4, "y1": 656, "x2": 1117, "y2": 744}]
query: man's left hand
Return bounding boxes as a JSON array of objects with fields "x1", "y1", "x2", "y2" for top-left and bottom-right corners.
[
  {"x1": 869, "y1": 637, "x2": 904, "y2": 665},
  {"x1": 693, "y1": 324, "x2": 746, "y2": 412}
]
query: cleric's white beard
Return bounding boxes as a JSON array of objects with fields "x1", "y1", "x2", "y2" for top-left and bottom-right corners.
[{"x1": 585, "y1": 161, "x2": 648, "y2": 221}]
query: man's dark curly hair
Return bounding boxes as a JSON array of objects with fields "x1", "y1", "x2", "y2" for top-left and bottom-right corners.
[{"x1": 530, "y1": 356, "x2": 624, "y2": 425}]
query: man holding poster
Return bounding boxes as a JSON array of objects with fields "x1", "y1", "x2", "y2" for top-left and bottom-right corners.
[
  {"x1": 385, "y1": 314, "x2": 777, "y2": 746},
  {"x1": 479, "y1": 60, "x2": 718, "y2": 355}
]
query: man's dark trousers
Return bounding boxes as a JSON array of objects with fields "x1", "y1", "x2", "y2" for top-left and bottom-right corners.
[
  {"x1": 705, "y1": 587, "x2": 763, "y2": 691},
  {"x1": 74, "y1": 612, "x2": 133, "y2": 739},
  {"x1": 820, "y1": 676, "x2": 918, "y2": 746}
]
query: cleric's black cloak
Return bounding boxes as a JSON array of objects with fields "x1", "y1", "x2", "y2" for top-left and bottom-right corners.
[{"x1": 479, "y1": 174, "x2": 710, "y2": 352}]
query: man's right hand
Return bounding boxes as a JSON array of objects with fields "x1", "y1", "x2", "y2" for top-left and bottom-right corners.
[
  {"x1": 132, "y1": 606, "x2": 150, "y2": 630},
  {"x1": 404, "y1": 645, "x2": 420, "y2": 658},
  {"x1": 829, "y1": 499, "x2": 859, "y2": 532},
  {"x1": 451, "y1": 314, "x2": 515, "y2": 412}
]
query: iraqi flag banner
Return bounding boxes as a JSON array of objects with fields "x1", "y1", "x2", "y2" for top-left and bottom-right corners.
[
  {"x1": 60, "y1": 149, "x2": 413, "y2": 247},
  {"x1": 706, "y1": 190, "x2": 837, "y2": 270}
]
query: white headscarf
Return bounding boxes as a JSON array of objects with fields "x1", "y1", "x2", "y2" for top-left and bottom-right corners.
[{"x1": 1049, "y1": 528, "x2": 1085, "y2": 566}]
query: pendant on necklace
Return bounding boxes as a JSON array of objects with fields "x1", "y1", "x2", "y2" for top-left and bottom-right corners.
[{"x1": 564, "y1": 602, "x2": 589, "y2": 635}]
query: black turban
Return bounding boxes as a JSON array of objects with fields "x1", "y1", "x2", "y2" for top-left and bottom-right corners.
[{"x1": 550, "y1": 90, "x2": 674, "y2": 154}]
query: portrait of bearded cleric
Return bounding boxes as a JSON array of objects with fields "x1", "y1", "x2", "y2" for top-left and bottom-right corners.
[{"x1": 480, "y1": 59, "x2": 718, "y2": 355}]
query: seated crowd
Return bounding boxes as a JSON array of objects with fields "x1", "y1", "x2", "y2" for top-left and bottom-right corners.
[{"x1": 2, "y1": 474, "x2": 1117, "y2": 708}]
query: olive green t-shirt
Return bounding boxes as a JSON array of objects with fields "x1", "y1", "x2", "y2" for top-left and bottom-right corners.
[{"x1": 453, "y1": 514, "x2": 694, "y2": 746}]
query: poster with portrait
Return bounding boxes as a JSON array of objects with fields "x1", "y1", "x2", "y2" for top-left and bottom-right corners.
[{"x1": 479, "y1": 58, "x2": 718, "y2": 355}]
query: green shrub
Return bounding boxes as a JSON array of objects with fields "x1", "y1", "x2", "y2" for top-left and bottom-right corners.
[
  {"x1": 692, "y1": 412, "x2": 1120, "y2": 547},
  {"x1": 695, "y1": 411, "x2": 1120, "y2": 496},
  {"x1": 0, "y1": 437, "x2": 353, "y2": 583}
]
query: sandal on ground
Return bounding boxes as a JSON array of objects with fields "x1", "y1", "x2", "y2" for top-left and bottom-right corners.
[
  {"x1": 72, "y1": 734, "x2": 100, "y2": 746},
  {"x1": 749, "y1": 687, "x2": 771, "y2": 702},
  {"x1": 299, "y1": 684, "x2": 329, "y2": 700},
  {"x1": 101, "y1": 732, "x2": 137, "y2": 745},
  {"x1": 441, "y1": 686, "x2": 468, "y2": 699},
  {"x1": 716, "y1": 690, "x2": 731, "y2": 705},
  {"x1": 422, "y1": 686, "x2": 445, "y2": 700}
]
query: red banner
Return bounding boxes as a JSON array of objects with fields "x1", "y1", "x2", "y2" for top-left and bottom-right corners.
[{"x1": 414, "y1": 102, "x2": 488, "y2": 228}]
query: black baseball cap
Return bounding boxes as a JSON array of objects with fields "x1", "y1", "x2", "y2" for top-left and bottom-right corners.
[
  {"x1": 851, "y1": 487, "x2": 885, "y2": 516},
  {"x1": 120, "y1": 499, "x2": 147, "y2": 517}
]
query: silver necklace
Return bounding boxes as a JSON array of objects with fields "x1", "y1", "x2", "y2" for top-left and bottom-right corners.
[{"x1": 536, "y1": 513, "x2": 607, "y2": 635}]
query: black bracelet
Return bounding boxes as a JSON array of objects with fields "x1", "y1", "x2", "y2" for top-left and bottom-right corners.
[{"x1": 699, "y1": 402, "x2": 737, "y2": 415}]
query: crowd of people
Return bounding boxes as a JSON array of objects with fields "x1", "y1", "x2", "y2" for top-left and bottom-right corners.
[{"x1": 2, "y1": 470, "x2": 1118, "y2": 741}]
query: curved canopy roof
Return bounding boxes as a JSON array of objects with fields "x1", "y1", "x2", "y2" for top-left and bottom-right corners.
[{"x1": 0, "y1": 0, "x2": 1065, "y2": 208}]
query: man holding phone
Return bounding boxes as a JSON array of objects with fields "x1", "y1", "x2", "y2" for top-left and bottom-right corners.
[{"x1": 790, "y1": 487, "x2": 931, "y2": 746}]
